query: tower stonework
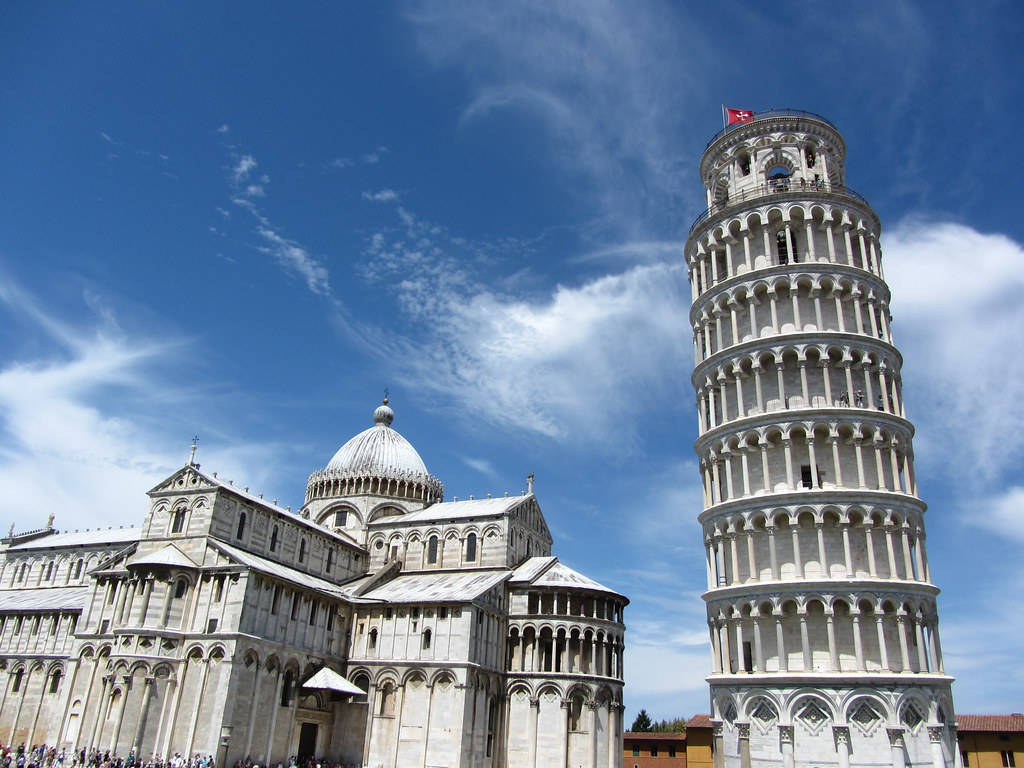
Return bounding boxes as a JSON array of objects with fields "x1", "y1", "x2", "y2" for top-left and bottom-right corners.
[{"x1": 684, "y1": 110, "x2": 958, "y2": 768}]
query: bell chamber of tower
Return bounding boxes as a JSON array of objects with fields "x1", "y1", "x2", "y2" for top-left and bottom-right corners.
[{"x1": 684, "y1": 111, "x2": 958, "y2": 768}]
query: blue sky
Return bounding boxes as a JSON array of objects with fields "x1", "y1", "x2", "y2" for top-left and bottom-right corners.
[{"x1": 2, "y1": 1, "x2": 1023, "y2": 722}]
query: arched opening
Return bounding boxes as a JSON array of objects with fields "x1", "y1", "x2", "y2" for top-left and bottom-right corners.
[
  {"x1": 170, "y1": 508, "x2": 186, "y2": 534},
  {"x1": 236, "y1": 512, "x2": 247, "y2": 540},
  {"x1": 427, "y1": 536, "x2": 439, "y2": 565},
  {"x1": 422, "y1": 628, "x2": 432, "y2": 650},
  {"x1": 298, "y1": 539, "x2": 307, "y2": 563},
  {"x1": 269, "y1": 526, "x2": 279, "y2": 552},
  {"x1": 465, "y1": 533, "x2": 477, "y2": 562}
]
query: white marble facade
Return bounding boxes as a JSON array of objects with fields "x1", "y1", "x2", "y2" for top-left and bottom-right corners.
[
  {"x1": 0, "y1": 400, "x2": 626, "y2": 768},
  {"x1": 685, "y1": 110, "x2": 958, "y2": 768}
]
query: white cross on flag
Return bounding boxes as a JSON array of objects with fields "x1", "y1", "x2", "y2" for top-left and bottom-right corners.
[{"x1": 726, "y1": 108, "x2": 755, "y2": 125}]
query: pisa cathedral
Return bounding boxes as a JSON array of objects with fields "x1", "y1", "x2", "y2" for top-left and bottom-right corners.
[
  {"x1": 686, "y1": 110, "x2": 957, "y2": 768},
  {"x1": 0, "y1": 400, "x2": 627, "y2": 768}
]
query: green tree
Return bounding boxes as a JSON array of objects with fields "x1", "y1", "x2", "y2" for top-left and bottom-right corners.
[{"x1": 631, "y1": 709, "x2": 653, "y2": 732}]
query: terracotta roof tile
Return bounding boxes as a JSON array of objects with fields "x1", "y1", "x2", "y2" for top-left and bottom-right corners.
[
  {"x1": 687, "y1": 714, "x2": 713, "y2": 729},
  {"x1": 623, "y1": 732, "x2": 686, "y2": 741},
  {"x1": 957, "y1": 714, "x2": 1024, "y2": 733}
]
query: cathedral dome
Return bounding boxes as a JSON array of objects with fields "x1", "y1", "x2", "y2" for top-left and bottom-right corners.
[
  {"x1": 305, "y1": 399, "x2": 444, "y2": 505},
  {"x1": 327, "y1": 399, "x2": 427, "y2": 475}
]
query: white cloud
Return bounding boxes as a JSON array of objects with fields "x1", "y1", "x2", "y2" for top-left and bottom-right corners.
[
  {"x1": 362, "y1": 189, "x2": 399, "y2": 203},
  {"x1": 329, "y1": 157, "x2": 354, "y2": 170},
  {"x1": 362, "y1": 146, "x2": 388, "y2": 164},
  {"x1": 461, "y1": 456, "x2": 500, "y2": 479},
  {"x1": 405, "y1": 0, "x2": 712, "y2": 234},
  {"x1": 232, "y1": 155, "x2": 258, "y2": 183},
  {"x1": 217, "y1": 124, "x2": 230, "y2": 134},
  {"x1": 966, "y1": 486, "x2": 1024, "y2": 542},
  {"x1": 884, "y1": 219, "x2": 1024, "y2": 481},
  {"x1": 245, "y1": 184, "x2": 266, "y2": 197},
  {"x1": 0, "y1": 282, "x2": 281, "y2": 532},
  {"x1": 256, "y1": 226, "x2": 331, "y2": 296}
]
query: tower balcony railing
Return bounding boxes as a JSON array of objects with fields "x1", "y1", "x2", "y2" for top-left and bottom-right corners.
[
  {"x1": 689, "y1": 179, "x2": 871, "y2": 235},
  {"x1": 703, "y1": 108, "x2": 839, "y2": 149}
]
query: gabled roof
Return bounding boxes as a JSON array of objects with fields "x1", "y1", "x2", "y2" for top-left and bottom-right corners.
[
  {"x1": 126, "y1": 544, "x2": 198, "y2": 569},
  {"x1": 151, "y1": 465, "x2": 364, "y2": 550},
  {"x1": 208, "y1": 540, "x2": 347, "y2": 598},
  {"x1": 0, "y1": 586, "x2": 89, "y2": 612},
  {"x1": 375, "y1": 494, "x2": 530, "y2": 525},
  {"x1": 341, "y1": 569, "x2": 510, "y2": 603},
  {"x1": 302, "y1": 667, "x2": 365, "y2": 695},
  {"x1": 957, "y1": 714, "x2": 1024, "y2": 733},
  {"x1": 7, "y1": 528, "x2": 141, "y2": 551}
]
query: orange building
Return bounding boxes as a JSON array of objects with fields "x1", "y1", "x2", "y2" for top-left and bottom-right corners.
[
  {"x1": 958, "y1": 715, "x2": 1024, "y2": 768},
  {"x1": 623, "y1": 732, "x2": 687, "y2": 768}
]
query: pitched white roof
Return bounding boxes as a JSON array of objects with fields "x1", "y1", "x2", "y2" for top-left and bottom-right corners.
[
  {"x1": 384, "y1": 495, "x2": 529, "y2": 525},
  {"x1": 0, "y1": 586, "x2": 89, "y2": 611},
  {"x1": 532, "y1": 562, "x2": 622, "y2": 596},
  {"x1": 8, "y1": 528, "x2": 141, "y2": 551},
  {"x1": 302, "y1": 667, "x2": 365, "y2": 695},
  {"x1": 509, "y1": 556, "x2": 558, "y2": 583},
  {"x1": 127, "y1": 544, "x2": 198, "y2": 569},
  {"x1": 343, "y1": 569, "x2": 510, "y2": 603},
  {"x1": 209, "y1": 540, "x2": 347, "y2": 598}
]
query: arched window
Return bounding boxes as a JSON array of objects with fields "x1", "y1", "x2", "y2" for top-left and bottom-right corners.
[
  {"x1": 422, "y1": 628, "x2": 432, "y2": 650},
  {"x1": 776, "y1": 230, "x2": 793, "y2": 264},
  {"x1": 568, "y1": 695, "x2": 585, "y2": 731},
  {"x1": 805, "y1": 146, "x2": 816, "y2": 168},
  {"x1": 73, "y1": 559, "x2": 83, "y2": 579},
  {"x1": 269, "y1": 526, "x2": 279, "y2": 552},
  {"x1": 309, "y1": 600, "x2": 318, "y2": 626},
  {"x1": 335, "y1": 509, "x2": 347, "y2": 527},
  {"x1": 379, "y1": 682, "x2": 395, "y2": 716},
  {"x1": 174, "y1": 579, "x2": 188, "y2": 599},
  {"x1": 171, "y1": 508, "x2": 186, "y2": 534},
  {"x1": 299, "y1": 539, "x2": 307, "y2": 563},
  {"x1": 368, "y1": 628, "x2": 378, "y2": 650},
  {"x1": 290, "y1": 593, "x2": 301, "y2": 620},
  {"x1": 11, "y1": 670, "x2": 23, "y2": 692},
  {"x1": 48, "y1": 669, "x2": 61, "y2": 694},
  {"x1": 465, "y1": 533, "x2": 477, "y2": 562},
  {"x1": 45, "y1": 561, "x2": 54, "y2": 580},
  {"x1": 738, "y1": 152, "x2": 751, "y2": 176},
  {"x1": 281, "y1": 670, "x2": 294, "y2": 706},
  {"x1": 326, "y1": 549, "x2": 334, "y2": 574},
  {"x1": 236, "y1": 512, "x2": 247, "y2": 539},
  {"x1": 351, "y1": 674, "x2": 369, "y2": 703},
  {"x1": 427, "y1": 536, "x2": 439, "y2": 565}
]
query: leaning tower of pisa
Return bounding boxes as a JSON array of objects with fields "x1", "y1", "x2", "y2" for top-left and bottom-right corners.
[{"x1": 684, "y1": 110, "x2": 958, "y2": 768}]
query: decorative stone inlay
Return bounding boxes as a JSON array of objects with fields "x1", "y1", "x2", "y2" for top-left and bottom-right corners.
[
  {"x1": 901, "y1": 703, "x2": 924, "y2": 731},
  {"x1": 724, "y1": 703, "x2": 738, "y2": 723},
  {"x1": 797, "y1": 700, "x2": 829, "y2": 729},
  {"x1": 850, "y1": 701, "x2": 881, "y2": 734},
  {"x1": 928, "y1": 726, "x2": 945, "y2": 743},
  {"x1": 752, "y1": 700, "x2": 777, "y2": 724},
  {"x1": 778, "y1": 725, "x2": 794, "y2": 744}
]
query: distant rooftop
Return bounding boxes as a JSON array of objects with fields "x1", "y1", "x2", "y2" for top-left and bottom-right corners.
[
  {"x1": 7, "y1": 528, "x2": 140, "y2": 550},
  {"x1": 958, "y1": 714, "x2": 1024, "y2": 733}
]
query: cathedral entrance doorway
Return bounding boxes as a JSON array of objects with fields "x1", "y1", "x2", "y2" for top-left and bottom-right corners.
[{"x1": 298, "y1": 722, "x2": 318, "y2": 761}]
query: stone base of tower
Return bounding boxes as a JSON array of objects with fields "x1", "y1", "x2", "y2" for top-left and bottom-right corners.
[{"x1": 709, "y1": 680, "x2": 959, "y2": 768}]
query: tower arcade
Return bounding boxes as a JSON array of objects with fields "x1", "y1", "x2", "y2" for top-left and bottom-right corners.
[{"x1": 684, "y1": 110, "x2": 957, "y2": 768}]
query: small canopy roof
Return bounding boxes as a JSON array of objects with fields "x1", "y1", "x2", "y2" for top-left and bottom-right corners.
[{"x1": 301, "y1": 667, "x2": 365, "y2": 696}]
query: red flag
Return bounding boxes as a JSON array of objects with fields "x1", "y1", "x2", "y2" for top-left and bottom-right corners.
[{"x1": 726, "y1": 108, "x2": 755, "y2": 125}]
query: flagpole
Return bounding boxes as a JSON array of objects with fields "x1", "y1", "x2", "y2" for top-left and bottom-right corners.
[{"x1": 721, "y1": 104, "x2": 727, "y2": 130}]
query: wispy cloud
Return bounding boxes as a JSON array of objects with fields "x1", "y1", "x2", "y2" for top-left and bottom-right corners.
[
  {"x1": 216, "y1": 123, "x2": 230, "y2": 134},
  {"x1": 362, "y1": 188, "x2": 400, "y2": 203},
  {"x1": 461, "y1": 456, "x2": 500, "y2": 479},
  {"x1": 884, "y1": 219, "x2": 1024, "y2": 482},
  {"x1": 232, "y1": 154, "x2": 258, "y2": 183},
  {"x1": 0, "y1": 279, "x2": 282, "y2": 531},
  {"x1": 405, "y1": 0, "x2": 712, "y2": 237},
  {"x1": 255, "y1": 225, "x2": 330, "y2": 295}
]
